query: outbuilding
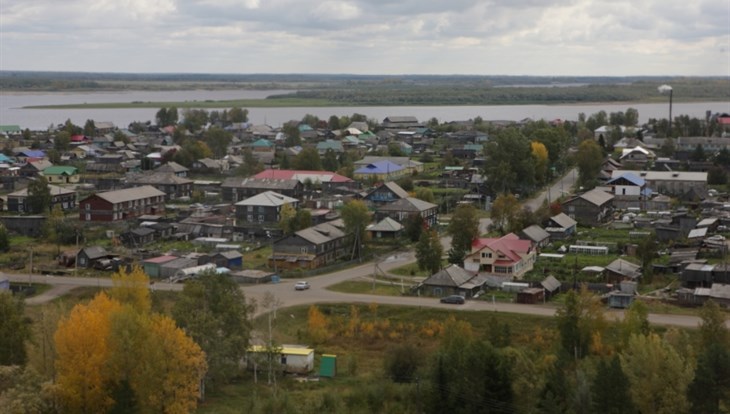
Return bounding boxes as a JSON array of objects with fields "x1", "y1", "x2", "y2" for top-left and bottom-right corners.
[{"x1": 247, "y1": 345, "x2": 315, "y2": 374}]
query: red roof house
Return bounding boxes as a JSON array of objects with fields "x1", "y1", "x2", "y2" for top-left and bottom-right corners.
[{"x1": 464, "y1": 233, "x2": 536, "y2": 279}]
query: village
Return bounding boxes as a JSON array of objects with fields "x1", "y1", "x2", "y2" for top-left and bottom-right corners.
[{"x1": 1, "y1": 108, "x2": 730, "y2": 311}]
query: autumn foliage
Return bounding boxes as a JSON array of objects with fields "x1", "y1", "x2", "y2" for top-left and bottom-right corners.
[{"x1": 53, "y1": 267, "x2": 206, "y2": 413}]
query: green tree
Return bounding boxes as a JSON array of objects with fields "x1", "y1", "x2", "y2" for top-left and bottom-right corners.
[
  {"x1": 416, "y1": 230, "x2": 443, "y2": 274},
  {"x1": 388, "y1": 142, "x2": 404, "y2": 156},
  {"x1": 181, "y1": 108, "x2": 208, "y2": 132},
  {"x1": 428, "y1": 328, "x2": 513, "y2": 414},
  {"x1": 172, "y1": 272, "x2": 252, "y2": 388},
  {"x1": 235, "y1": 147, "x2": 263, "y2": 176},
  {"x1": 0, "y1": 224, "x2": 9, "y2": 252},
  {"x1": 155, "y1": 107, "x2": 178, "y2": 127},
  {"x1": 446, "y1": 204, "x2": 479, "y2": 255},
  {"x1": 328, "y1": 115, "x2": 340, "y2": 130},
  {"x1": 485, "y1": 128, "x2": 536, "y2": 195},
  {"x1": 404, "y1": 213, "x2": 425, "y2": 242},
  {"x1": 384, "y1": 342, "x2": 423, "y2": 383},
  {"x1": 0, "y1": 292, "x2": 31, "y2": 366},
  {"x1": 26, "y1": 176, "x2": 52, "y2": 214},
  {"x1": 707, "y1": 166, "x2": 727, "y2": 185},
  {"x1": 691, "y1": 144, "x2": 706, "y2": 161},
  {"x1": 620, "y1": 333, "x2": 694, "y2": 414},
  {"x1": 490, "y1": 193, "x2": 520, "y2": 235},
  {"x1": 636, "y1": 235, "x2": 657, "y2": 282},
  {"x1": 283, "y1": 124, "x2": 301, "y2": 147},
  {"x1": 618, "y1": 300, "x2": 650, "y2": 348},
  {"x1": 228, "y1": 107, "x2": 248, "y2": 123},
  {"x1": 659, "y1": 137, "x2": 676, "y2": 157},
  {"x1": 414, "y1": 187, "x2": 435, "y2": 203},
  {"x1": 204, "y1": 127, "x2": 233, "y2": 158},
  {"x1": 293, "y1": 147, "x2": 322, "y2": 171},
  {"x1": 341, "y1": 200, "x2": 370, "y2": 260},
  {"x1": 322, "y1": 149, "x2": 339, "y2": 172},
  {"x1": 575, "y1": 139, "x2": 604, "y2": 189},
  {"x1": 593, "y1": 355, "x2": 637, "y2": 414},
  {"x1": 625, "y1": 108, "x2": 639, "y2": 126},
  {"x1": 54, "y1": 131, "x2": 71, "y2": 152},
  {"x1": 556, "y1": 287, "x2": 606, "y2": 360},
  {"x1": 83, "y1": 119, "x2": 96, "y2": 136}
]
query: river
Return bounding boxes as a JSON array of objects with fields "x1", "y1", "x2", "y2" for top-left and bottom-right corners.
[{"x1": 1, "y1": 89, "x2": 728, "y2": 130}]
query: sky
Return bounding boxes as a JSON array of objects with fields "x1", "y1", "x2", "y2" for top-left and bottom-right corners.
[{"x1": 1, "y1": 0, "x2": 729, "y2": 76}]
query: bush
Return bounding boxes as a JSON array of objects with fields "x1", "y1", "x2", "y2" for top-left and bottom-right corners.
[{"x1": 384, "y1": 342, "x2": 423, "y2": 383}]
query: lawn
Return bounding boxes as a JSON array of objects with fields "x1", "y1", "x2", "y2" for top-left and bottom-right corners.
[{"x1": 327, "y1": 280, "x2": 409, "y2": 296}]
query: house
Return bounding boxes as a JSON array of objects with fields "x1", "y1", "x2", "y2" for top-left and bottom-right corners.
[
  {"x1": 419, "y1": 264, "x2": 486, "y2": 298},
  {"x1": 251, "y1": 138, "x2": 275, "y2": 152},
  {"x1": 209, "y1": 251, "x2": 243, "y2": 269},
  {"x1": 381, "y1": 116, "x2": 423, "y2": 129},
  {"x1": 6, "y1": 184, "x2": 77, "y2": 212},
  {"x1": 610, "y1": 170, "x2": 707, "y2": 196},
  {"x1": 221, "y1": 177, "x2": 303, "y2": 202},
  {"x1": 545, "y1": 213, "x2": 577, "y2": 240},
  {"x1": 42, "y1": 166, "x2": 80, "y2": 184},
  {"x1": 516, "y1": 288, "x2": 545, "y2": 304},
  {"x1": 19, "y1": 160, "x2": 52, "y2": 177},
  {"x1": 519, "y1": 225, "x2": 550, "y2": 248},
  {"x1": 76, "y1": 246, "x2": 112, "y2": 268},
  {"x1": 234, "y1": 191, "x2": 299, "y2": 239},
  {"x1": 79, "y1": 186, "x2": 166, "y2": 222},
  {"x1": 253, "y1": 169, "x2": 356, "y2": 191},
  {"x1": 375, "y1": 197, "x2": 439, "y2": 228},
  {"x1": 316, "y1": 139, "x2": 344, "y2": 155},
  {"x1": 605, "y1": 258, "x2": 642, "y2": 283},
  {"x1": 192, "y1": 158, "x2": 228, "y2": 173},
  {"x1": 354, "y1": 156, "x2": 424, "y2": 174},
  {"x1": 14, "y1": 149, "x2": 46, "y2": 164},
  {"x1": 561, "y1": 189, "x2": 614, "y2": 227},
  {"x1": 120, "y1": 227, "x2": 156, "y2": 247},
  {"x1": 248, "y1": 345, "x2": 314, "y2": 374},
  {"x1": 464, "y1": 233, "x2": 536, "y2": 279},
  {"x1": 269, "y1": 220, "x2": 349, "y2": 270},
  {"x1": 619, "y1": 146, "x2": 655, "y2": 166},
  {"x1": 353, "y1": 160, "x2": 407, "y2": 181},
  {"x1": 127, "y1": 172, "x2": 193, "y2": 200},
  {"x1": 606, "y1": 173, "x2": 646, "y2": 198},
  {"x1": 155, "y1": 161, "x2": 189, "y2": 177},
  {"x1": 367, "y1": 217, "x2": 404, "y2": 239},
  {"x1": 540, "y1": 275, "x2": 562, "y2": 299},
  {"x1": 364, "y1": 181, "x2": 409, "y2": 206}
]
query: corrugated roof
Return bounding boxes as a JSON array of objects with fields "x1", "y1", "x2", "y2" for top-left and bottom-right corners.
[
  {"x1": 578, "y1": 189, "x2": 614, "y2": 206},
  {"x1": 354, "y1": 160, "x2": 404, "y2": 175},
  {"x1": 521, "y1": 224, "x2": 550, "y2": 242},
  {"x1": 235, "y1": 191, "x2": 298, "y2": 207},
  {"x1": 550, "y1": 213, "x2": 577, "y2": 229},
  {"x1": 377, "y1": 197, "x2": 437, "y2": 213},
  {"x1": 143, "y1": 255, "x2": 178, "y2": 264},
  {"x1": 95, "y1": 185, "x2": 166, "y2": 204},
  {"x1": 43, "y1": 166, "x2": 78, "y2": 176},
  {"x1": 294, "y1": 222, "x2": 346, "y2": 245},
  {"x1": 254, "y1": 169, "x2": 352, "y2": 183},
  {"x1": 422, "y1": 264, "x2": 476, "y2": 288},
  {"x1": 367, "y1": 217, "x2": 404, "y2": 232}
]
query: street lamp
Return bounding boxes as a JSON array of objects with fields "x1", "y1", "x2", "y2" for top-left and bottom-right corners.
[{"x1": 658, "y1": 84, "x2": 673, "y2": 137}]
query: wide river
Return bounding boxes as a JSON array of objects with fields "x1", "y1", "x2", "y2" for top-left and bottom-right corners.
[{"x1": 1, "y1": 89, "x2": 728, "y2": 130}]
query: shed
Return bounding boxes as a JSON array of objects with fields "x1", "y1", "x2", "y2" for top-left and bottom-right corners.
[
  {"x1": 171, "y1": 263, "x2": 217, "y2": 282},
  {"x1": 247, "y1": 345, "x2": 315, "y2": 374},
  {"x1": 319, "y1": 354, "x2": 337, "y2": 378},
  {"x1": 540, "y1": 275, "x2": 561, "y2": 298},
  {"x1": 0, "y1": 276, "x2": 9, "y2": 291},
  {"x1": 607, "y1": 292, "x2": 634, "y2": 309},
  {"x1": 159, "y1": 257, "x2": 198, "y2": 279},
  {"x1": 142, "y1": 255, "x2": 178, "y2": 278},
  {"x1": 516, "y1": 287, "x2": 545, "y2": 304},
  {"x1": 519, "y1": 225, "x2": 550, "y2": 248},
  {"x1": 210, "y1": 251, "x2": 243, "y2": 269}
]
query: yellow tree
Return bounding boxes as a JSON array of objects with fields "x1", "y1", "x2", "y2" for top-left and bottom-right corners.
[
  {"x1": 109, "y1": 265, "x2": 151, "y2": 313},
  {"x1": 139, "y1": 315, "x2": 206, "y2": 414},
  {"x1": 531, "y1": 141, "x2": 549, "y2": 184},
  {"x1": 307, "y1": 305, "x2": 328, "y2": 344},
  {"x1": 54, "y1": 292, "x2": 122, "y2": 413}
]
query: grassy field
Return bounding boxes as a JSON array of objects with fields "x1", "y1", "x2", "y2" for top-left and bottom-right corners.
[
  {"x1": 326, "y1": 279, "x2": 409, "y2": 296},
  {"x1": 25, "y1": 98, "x2": 339, "y2": 109}
]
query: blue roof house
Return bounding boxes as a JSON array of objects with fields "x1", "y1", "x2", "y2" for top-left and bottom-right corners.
[{"x1": 354, "y1": 160, "x2": 406, "y2": 181}]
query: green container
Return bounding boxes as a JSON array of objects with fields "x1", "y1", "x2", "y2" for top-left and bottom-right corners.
[{"x1": 319, "y1": 354, "x2": 337, "y2": 378}]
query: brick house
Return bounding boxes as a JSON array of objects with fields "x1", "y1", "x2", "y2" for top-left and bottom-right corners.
[{"x1": 79, "y1": 186, "x2": 166, "y2": 222}]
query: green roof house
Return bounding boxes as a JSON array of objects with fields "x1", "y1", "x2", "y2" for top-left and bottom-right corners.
[{"x1": 42, "y1": 166, "x2": 80, "y2": 184}]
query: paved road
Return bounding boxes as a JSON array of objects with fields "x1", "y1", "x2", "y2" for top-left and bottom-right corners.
[
  {"x1": 5, "y1": 264, "x2": 728, "y2": 329},
  {"x1": 524, "y1": 167, "x2": 578, "y2": 211},
  {"x1": 5, "y1": 167, "x2": 728, "y2": 329}
]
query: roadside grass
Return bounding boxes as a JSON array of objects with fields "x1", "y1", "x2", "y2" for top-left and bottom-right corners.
[
  {"x1": 388, "y1": 262, "x2": 430, "y2": 277},
  {"x1": 326, "y1": 280, "x2": 407, "y2": 296}
]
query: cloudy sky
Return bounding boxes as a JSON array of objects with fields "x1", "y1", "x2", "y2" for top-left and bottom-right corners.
[{"x1": 2, "y1": 0, "x2": 728, "y2": 76}]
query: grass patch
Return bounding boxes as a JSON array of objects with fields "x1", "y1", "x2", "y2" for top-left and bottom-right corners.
[
  {"x1": 26, "y1": 98, "x2": 340, "y2": 110},
  {"x1": 327, "y1": 280, "x2": 408, "y2": 296},
  {"x1": 388, "y1": 262, "x2": 430, "y2": 277}
]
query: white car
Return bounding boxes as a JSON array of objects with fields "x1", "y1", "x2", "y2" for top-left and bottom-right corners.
[{"x1": 294, "y1": 281, "x2": 310, "y2": 291}]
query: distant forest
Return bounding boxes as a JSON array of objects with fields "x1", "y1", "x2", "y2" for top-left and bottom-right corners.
[{"x1": 1, "y1": 71, "x2": 728, "y2": 105}]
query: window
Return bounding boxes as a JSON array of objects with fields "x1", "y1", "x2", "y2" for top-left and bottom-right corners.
[
  {"x1": 85, "y1": 204, "x2": 91, "y2": 210},
  {"x1": 481, "y1": 252, "x2": 492, "y2": 259},
  {"x1": 258, "y1": 215, "x2": 264, "y2": 222},
  {"x1": 301, "y1": 247, "x2": 308, "y2": 254},
  {"x1": 85, "y1": 213, "x2": 91, "y2": 221}
]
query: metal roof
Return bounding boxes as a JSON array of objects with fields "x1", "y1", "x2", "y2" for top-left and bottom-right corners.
[
  {"x1": 235, "y1": 191, "x2": 298, "y2": 207},
  {"x1": 94, "y1": 186, "x2": 166, "y2": 204}
]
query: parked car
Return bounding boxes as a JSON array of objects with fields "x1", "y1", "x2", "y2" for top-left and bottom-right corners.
[
  {"x1": 440, "y1": 295, "x2": 465, "y2": 304},
  {"x1": 294, "y1": 281, "x2": 310, "y2": 291}
]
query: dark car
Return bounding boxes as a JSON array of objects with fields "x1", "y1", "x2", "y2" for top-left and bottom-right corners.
[{"x1": 440, "y1": 295, "x2": 465, "y2": 304}]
